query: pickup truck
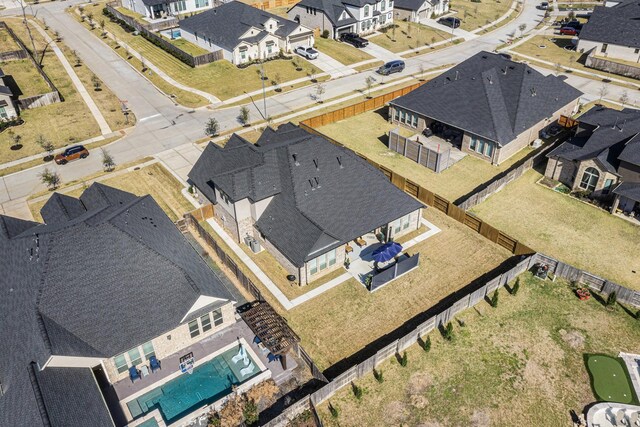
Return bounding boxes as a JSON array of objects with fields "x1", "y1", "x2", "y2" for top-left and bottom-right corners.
[{"x1": 339, "y1": 32, "x2": 369, "y2": 48}]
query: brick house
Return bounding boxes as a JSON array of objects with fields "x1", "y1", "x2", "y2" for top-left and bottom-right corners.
[
  {"x1": 0, "y1": 68, "x2": 18, "y2": 120},
  {"x1": 188, "y1": 123, "x2": 424, "y2": 286},
  {"x1": 388, "y1": 52, "x2": 583, "y2": 165},
  {"x1": 0, "y1": 183, "x2": 244, "y2": 427},
  {"x1": 545, "y1": 106, "x2": 640, "y2": 216}
]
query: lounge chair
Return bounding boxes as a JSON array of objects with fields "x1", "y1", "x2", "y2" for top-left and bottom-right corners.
[
  {"x1": 231, "y1": 345, "x2": 249, "y2": 366},
  {"x1": 149, "y1": 356, "x2": 161, "y2": 372},
  {"x1": 240, "y1": 361, "x2": 255, "y2": 377},
  {"x1": 629, "y1": 412, "x2": 638, "y2": 426},
  {"x1": 129, "y1": 366, "x2": 141, "y2": 383}
]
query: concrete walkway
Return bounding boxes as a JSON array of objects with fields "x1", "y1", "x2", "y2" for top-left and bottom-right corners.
[
  {"x1": 420, "y1": 19, "x2": 478, "y2": 40},
  {"x1": 361, "y1": 41, "x2": 404, "y2": 62},
  {"x1": 30, "y1": 19, "x2": 112, "y2": 135},
  {"x1": 311, "y1": 52, "x2": 356, "y2": 78}
]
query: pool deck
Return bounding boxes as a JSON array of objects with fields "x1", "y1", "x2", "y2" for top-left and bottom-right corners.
[
  {"x1": 112, "y1": 319, "x2": 297, "y2": 402},
  {"x1": 620, "y1": 352, "x2": 640, "y2": 400}
]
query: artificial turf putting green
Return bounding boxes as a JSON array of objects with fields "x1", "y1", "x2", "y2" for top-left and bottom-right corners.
[{"x1": 586, "y1": 354, "x2": 637, "y2": 404}]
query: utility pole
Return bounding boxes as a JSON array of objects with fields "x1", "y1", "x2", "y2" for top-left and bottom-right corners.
[{"x1": 260, "y1": 60, "x2": 267, "y2": 120}]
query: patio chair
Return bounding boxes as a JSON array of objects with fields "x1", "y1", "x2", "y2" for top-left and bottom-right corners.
[
  {"x1": 253, "y1": 336, "x2": 262, "y2": 345},
  {"x1": 267, "y1": 352, "x2": 281, "y2": 363},
  {"x1": 129, "y1": 366, "x2": 141, "y2": 383},
  {"x1": 629, "y1": 412, "x2": 638, "y2": 426},
  {"x1": 240, "y1": 361, "x2": 255, "y2": 377},
  {"x1": 140, "y1": 365, "x2": 149, "y2": 377},
  {"x1": 149, "y1": 356, "x2": 161, "y2": 372}
]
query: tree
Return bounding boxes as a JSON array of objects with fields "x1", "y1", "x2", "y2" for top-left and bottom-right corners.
[
  {"x1": 308, "y1": 66, "x2": 318, "y2": 83},
  {"x1": 37, "y1": 135, "x2": 54, "y2": 160},
  {"x1": 39, "y1": 168, "x2": 61, "y2": 190},
  {"x1": 392, "y1": 23, "x2": 396, "y2": 42},
  {"x1": 598, "y1": 82, "x2": 609, "y2": 101},
  {"x1": 511, "y1": 278, "x2": 520, "y2": 295},
  {"x1": 364, "y1": 76, "x2": 375, "y2": 98},
  {"x1": 315, "y1": 82, "x2": 326, "y2": 103},
  {"x1": 407, "y1": 21, "x2": 412, "y2": 39},
  {"x1": 431, "y1": 36, "x2": 436, "y2": 46},
  {"x1": 242, "y1": 399, "x2": 259, "y2": 425},
  {"x1": 567, "y1": 10, "x2": 575, "y2": 20},
  {"x1": 256, "y1": 68, "x2": 266, "y2": 81},
  {"x1": 329, "y1": 403, "x2": 339, "y2": 418},
  {"x1": 239, "y1": 106, "x2": 250, "y2": 126},
  {"x1": 42, "y1": 17, "x2": 48, "y2": 30},
  {"x1": 619, "y1": 90, "x2": 630, "y2": 107},
  {"x1": 205, "y1": 117, "x2": 219, "y2": 137},
  {"x1": 101, "y1": 149, "x2": 115, "y2": 171},
  {"x1": 72, "y1": 50, "x2": 82, "y2": 67},
  {"x1": 9, "y1": 131, "x2": 22, "y2": 149},
  {"x1": 272, "y1": 73, "x2": 282, "y2": 92},
  {"x1": 399, "y1": 351, "x2": 408, "y2": 367},
  {"x1": 351, "y1": 383, "x2": 363, "y2": 400},
  {"x1": 442, "y1": 321, "x2": 454, "y2": 341},
  {"x1": 100, "y1": 19, "x2": 106, "y2": 37},
  {"x1": 140, "y1": 56, "x2": 147, "y2": 72},
  {"x1": 292, "y1": 56, "x2": 301, "y2": 71},
  {"x1": 91, "y1": 74, "x2": 102, "y2": 91},
  {"x1": 422, "y1": 335, "x2": 431, "y2": 352},
  {"x1": 518, "y1": 23, "x2": 527, "y2": 37},
  {"x1": 373, "y1": 368, "x2": 384, "y2": 383},
  {"x1": 54, "y1": 29, "x2": 61, "y2": 42},
  {"x1": 606, "y1": 291, "x2": 617, "y2": 307},
  {"x1": 490, "y1": 289, "x2": 499, "y2": 308},
  {"x1": 418, "y1": 63, "x2": 425, "y2": 81}
]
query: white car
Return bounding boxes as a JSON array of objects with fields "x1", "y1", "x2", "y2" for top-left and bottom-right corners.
[{"x1": 295, "y1": 46, "x2": 319, "y2": 60}]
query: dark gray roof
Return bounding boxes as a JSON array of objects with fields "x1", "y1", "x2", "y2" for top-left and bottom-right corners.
[
  {"x1": 141, "y1": 0, "x2": 169, "y2": 6},
  {"x1": 290, "y1": 0, "x2": 359, "y2": 26},
  {"x1": 613, "y1": 181, "x2": 640, "y2": 201},
  {"x1": 0, "y1": 183, "x2": 233, "y2": 427},
  {"x1": 579, "y1": 2, "x2": 640, "y2": 48},
  {"x1": 548, "y1": 106, "x2": 640, "y2": 172},
  {"x1": 189, "y1": 124, "x2": 424, "y2": 267},
  {"x1": 393, "y1": 0, "x2": 427, "y2": 12},
  {"x1": 390, "y1": 51, "x2": 583, "y2": 146},
  {"x1": 180, "y1": 2, "x2": 308, "y2": 51}
]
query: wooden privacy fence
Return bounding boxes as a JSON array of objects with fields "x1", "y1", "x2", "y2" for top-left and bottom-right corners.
[
  {"x1": 17, "y1": 91, "x2": 62, "y2": 110},
  {"x1": 300, "y1": 123, "x2": 534, "y2": 256},
  {"x1": 252, "y1": 0, "x2": 299, "y2": 11},
  {"x1": 388, "y1": 130, "x2": 451, "y2": 173},
  {"x1": 0, "y1": 49, "x2": 28, "y2": 61},
  {"x1": 105, "y1": 5, "x2": 223, "y2": 67}
]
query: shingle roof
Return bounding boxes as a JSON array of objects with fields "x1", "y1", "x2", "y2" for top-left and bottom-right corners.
[
  {"x1": 180, "y1": 2, "x2": 308, "y2": 51},
  {"x1": 0, "y1": 183, "x2": 233, "y2": 427},
  {"x1": 579, "y1": 2, "x2": 640, "y2": 48},
  {"x1": 613, "y1": 181, "x2": 640, "y2": 201},
  {"x1": 290, "y1": 0, "x2": 359, "y2": 26},
  {"x1": 189, "y1": 124, "x2": 424, "y2": 267},
  {"x1": 390, "y1": 51, "x2": 583, "y2": 146},
  {"x1": 548, "y1": 106, "x2": 640, "y2": 172},
  {"x1": 394, "y1": 0, "x2": 428, "y2": 12}
]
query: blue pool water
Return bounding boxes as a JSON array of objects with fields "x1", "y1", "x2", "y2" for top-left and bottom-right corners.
[{"x1": 127, "y1": 346, "x2": 260, "y2": 423}]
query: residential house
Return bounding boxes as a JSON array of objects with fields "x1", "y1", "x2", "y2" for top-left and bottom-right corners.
[
  {"x1": 122, "y1": 0, "x2": 214, "y2": 20},
  {"x1": 577, "y1": 1, "x2": 640, "y2": 64},
  {"x1": 287, "y1": 0, "x2": 393, "y2": 39},
  {"x1": 393, "y1": 0, "x2": 448, "y2": 22},
  {"x1": 388, "y1": 51, "x2": 583, "y2": 165},
  {"x1": 545, "y1": 106, "x2": 640, "y2": 216},
  {"x1": 180, "y1": 2, "x2": 314, "y2": 65},
  {"x1": 0, "y1": 183, "x2": 248, "y2": 427},
  {"x1": 0, "y1": 68, "x2": 18, "y2": 120},
  {"x1": 188, "y1": 123, "x2": 424, "y2": 286}
]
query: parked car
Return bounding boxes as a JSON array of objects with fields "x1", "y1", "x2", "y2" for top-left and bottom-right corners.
[
  {"x1": 540, "y1": 124, "x2": 562, "y2": 139},
  {"x1": 563, "y1": 20, "x2": 583, "y2": 30},
  {"x1": 339, "y1": 32, "x2": 369, "y2": 48},
  {"x1": 377, "y1": 60, "x2": 405, "y2": 75},
  {"x1": 438, "y1": 17, "x2": 461, "y2": 28},
  {"x1": 295, "y1": 46, "x2": 319, "y2": 60},
  {"x1": 55, "y1": 145, "x2": 89, "y2": 165},
  {"x1": 559, "y1": 27, "x2": 579, "y2": 35},
  {"x1": 537, "y1": 2, "x2": 549, "y2": 9}
]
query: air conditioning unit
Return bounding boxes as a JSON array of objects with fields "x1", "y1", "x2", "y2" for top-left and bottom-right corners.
[
  {"x1": 249, "y1": 239, "x2": 261, "y2": 253},
  {"x1": 244, "y1": 235, "x2": 253, "y2": 246}
]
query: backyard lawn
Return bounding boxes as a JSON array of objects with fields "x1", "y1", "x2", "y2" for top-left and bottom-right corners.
[
  {"x1": 470, "y1": 169, "x2": 640, "y2": 290},
  {"x1": 452, "y1": 0, "x2": 514, "y2": 31},
  {"x1": 30, "y1": 162, "x2": 193, "y2": 222},
  {"x1": 509, "y1": 35, "x2": 640, "y2": 89},
  {"x1": 317, "y1": 108, "x2": 533, "y2": 202},
  {"x1": 369, "y1": 21, "x2": 450, "y2": 54},
  {"x1": 0, "y1": 27, "x2": 20, "y2": 52},
  {"x1": 316, "y1": 273, "x2": 640, "y2": 426},
  {"x1": 314, "y1": 37, "x2": 374, "y2": 65},
  {"x1": 0, "y1": 59, "x2": 50, "y2": 96}
]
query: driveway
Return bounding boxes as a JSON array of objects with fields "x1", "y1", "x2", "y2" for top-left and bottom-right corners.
[
  {"x1": 361, "y1": 42, "x2": 403, "y2": 62},
  {"x1": 306, "y1": 52, "x2": 356, "y2": 78},
  {"x1": 419, "y1": 18, "x2": 478, "y2": 40}
]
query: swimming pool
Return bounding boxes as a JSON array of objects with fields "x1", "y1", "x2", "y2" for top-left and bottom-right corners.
[{"x1": 126, "y1": 346, "x2": 260, "y2": 423}]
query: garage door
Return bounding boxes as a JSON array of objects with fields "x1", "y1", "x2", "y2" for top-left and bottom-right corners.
[
  {"x1": 337, "y1": 26, "x2": 354, "y2": 35},
  {"x1": 290, "y1": 35, "x2": 312, "y2": 49}
]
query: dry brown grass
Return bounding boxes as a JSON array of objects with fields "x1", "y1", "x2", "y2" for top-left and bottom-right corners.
[{"x1": 316, "y1": 273, "x2": 640, "y2": 426}]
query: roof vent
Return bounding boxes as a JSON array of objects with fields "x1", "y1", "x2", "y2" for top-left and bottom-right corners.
[
  {"x1": 337, "y1": 155, "x2": 343, "y2": 168},
  {"x1": 482, "y1": 54, "x2": 488, "y2": 59},
  {"x1": 314, "y1": 177, "x2": 321, "y2": 188},
  {"x1": 487, "y1": 75, "x2": 493, "y2": 84},
  {"x1": 292, "y1": 153, "x2": 299, "y2": 166},
  {"x1": 502, "y1": 67, "x2": 507, "y2": 75},
  {"x1": 509, "y1": 65, "x2": 515, "y2": 70},
  {"x1": 313, "y1": 158, "x2": 319, "y2": 170},
  {"x1": 530, "y1": 87, "x2": 536, "y2": 96},
  {"x1": 454, "y1": 70, "x2": 459, "y2": 80}
]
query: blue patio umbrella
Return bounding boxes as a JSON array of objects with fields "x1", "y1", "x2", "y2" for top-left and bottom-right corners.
[{"x1": 371, "y1": 242, "x2": 403, "y2": 263}]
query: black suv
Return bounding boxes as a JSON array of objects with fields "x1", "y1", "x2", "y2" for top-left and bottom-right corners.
[
  {"x1": 562, "y1": 20, "x2": 583, "y2": 30},
  {"x1": 339, "y1": 32, "x2": 369, "y2": 48},
  {"x1": 438, "y1": 17, "x2": 461, "y2": 28}
]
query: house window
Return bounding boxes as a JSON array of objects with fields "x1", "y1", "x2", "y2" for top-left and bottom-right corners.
[
  {"x1": 200, "y1": 313, "x2": 212, "y2": 332},
  {"x1": 601, "y1": 43, "x2": 608, "y2": 54},
  {"x1": 0, "y1": 106, "x2": 7, "y2": 119},
  {"x1": 579, "y1": 167, "x2": 600, "y2": 192},
  {"x1": 173, "y1": 0, "x2": 186, "y2": 12},
  {"x1": 402, "y1": 213, "x2": 411, "y2": 230},
  {"x1": 142, "y1": 341, "x2": 155, "y2": 360},
  {"x1": 364, "y1": 5, "x2": 370, "y2": 16},
  {"x1": 327, "y1": 249, "x2": 336, "y2": 266},
  {"x1": 114, "y1": 354, "x2": 128, "y2": 374},
  {"x1": 188, "y1": 319, "x2": 200, "y2": 338},
  {"x1": 394, "y1": 108, "x2": 400, "y2": 121},
  {"x1": 128, "y1": 348, "x2": 142, "y2": 366},
  {"x1": 195, "y1": 0, "x2": 208, "y2": 7},
  {"x1": 635, "y1": 48, "x2": 640, "y2": 54},
  {"x1": 308, "y1": 249, "x2": 337, "y2": 275},
  {"x1": 469, "y1": 135, "x2": 493, "y2": 158},
  {"x1": 603, "y1": 178, "x2": 614, "y2": 194},
  {"x1": 411, "y1": 114, "x2": 418, "y2": 128},
  {"x1": 240, "y1": 48, "x2": 248, "y2": 61},
  {"x1": 381, "y1": 0, "x2": 386, "y2": 11},
  {"x1": 309, "y1": 257, "x2": 318, "y2": 275},
  {"x1": 266, "y1": 41, "x2": 275, "y2": 54},
  {"x1": 212, "y1": 308, "x2": 223, "y2": 326}
]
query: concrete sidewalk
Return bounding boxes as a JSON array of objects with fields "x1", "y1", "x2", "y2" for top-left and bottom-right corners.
[
  {"x1": 361, "y1": 42, "x2": 403, "y2": 62},
  {"x1": 420, "y1": 19, "x2": 478, "y2": 40},
  {"x1": 312, "y1": 52, "x2": 356, "y2": 78}
]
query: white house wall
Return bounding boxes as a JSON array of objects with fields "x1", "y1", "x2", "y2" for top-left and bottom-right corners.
[
  {"x1": 44, "y1": 355, "x2": 104, "y2": 369},
  {"x1": 578, "y1": 39, "x2": 640, "y2": 63}
]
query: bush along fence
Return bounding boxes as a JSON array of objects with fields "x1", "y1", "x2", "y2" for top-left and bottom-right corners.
[{"x1": 104, "y1": 4, "x2": 223, "y2": 67}]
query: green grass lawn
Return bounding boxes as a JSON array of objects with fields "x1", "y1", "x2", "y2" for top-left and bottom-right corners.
[
  {"x1": 314, "y1": 37, "x2": 374, "y2": 65},
  {"x1": 159, "y1": 34, "x2": 210, "y2": 56},
  {"x1": 370, "y1": 21, "x2": 450, "y2": 53},
  {"x1": 0, "y1": 59, "x2": 51, "y2": 96},
  {"x1": 317, "y1": 108, "x2": 533, "y2": 201},
  {"x1": 0, "y1": 28, "x2": 20, "y2": 52},
  {"x1": 470, "y1": 169, "x2": 640, "y2": 290},
  {"x1": 510, "y1": 36, "x2": 640, "y2": 89},
  {"x1": 586, "y1": 354, "x2": 637, "y2": 404},
  {"x1": 452, "y1": 0, "x2": 514, "y2": 31},
  {"x1": 316, "y1": 273, "x2": 640, "y2": 426}
]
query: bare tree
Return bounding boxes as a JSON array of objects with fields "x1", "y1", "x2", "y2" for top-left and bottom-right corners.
[
  {"x1": 315, "y1": 82, "x2": 326, "y2": 103},
  {"x1": 39, "y1": 168, "x2": 61, "y2": 190},
  {"x1": 272, "y1": 73, "x2": 282, "y2": 92},
  {"x1": 73, "y1": 50, "x2": 82, "y2": 67},
  {"x1": 308, "y1": 66, "x2": 318, "y2": 83},
  {"x1": 101, "y1": 149, "x2": 116, "y2": 172},
  {"x1": 619, "y1": 90, "x2": 629, "y2": 107},
  {"x1": 518, "y1": 23, "x2": 527, "y2": 37},
  {"x1": 91, "y1": 74, "x2": 102, "y2": 91},
  {"x1": 598, "y1": 82, "x2": 609, "y2": 101},
  {"x1": 16, "y1": 0, "x2": 38, "y2": 58},
  {"x1": 238, "y1": 106, "x2": 250, "y2": 126},
  {"x1": 364, "y1": 76, "x2": 375, "y2": 98},
  {"x1": 36, "y1": 135, "x2": 55, "y2": 160}
]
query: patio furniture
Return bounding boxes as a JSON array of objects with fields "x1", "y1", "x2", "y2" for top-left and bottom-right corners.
[
  {"x1": 371, "y1": 241, "x2": 403, "y2": 263},
  {"x1": 617, "y1": 409, "x2": 627, "y2": 426},
  {"x1": 629, "y1": 412, "x2": 638, "y2": 426},
  {"x1": 129, "y1": 366, "x2": 141, "y2": 383},
  {"x1": 140, "y1": 365, "x2": 149, "y2": 377},
  {"x1": 149, "y1": 356, "x2": 161, "y2": 372},
  {"x1": 240, "y1": 361, "x2": 255, "y2": 377},
  {"x1": 355, "y1": 237, "x2": 367, "y2": 247},
  {"x1": 345, "y1": 244, "x2": 353, "y2": 254},
  {"x1": 267, "y1": 352, "x2": 281, "y2": 363},
  {"x1": 232, "y1": 345, "x2": 250, "y2": 366}
]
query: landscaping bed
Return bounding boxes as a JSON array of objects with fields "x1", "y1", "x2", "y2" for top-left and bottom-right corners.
[
  {"x1": 469, "y1": 169, "x2": 640, "y2": 290},
  {"x1": 315, "y1": 272, "x2": 640, "y2": 426}
]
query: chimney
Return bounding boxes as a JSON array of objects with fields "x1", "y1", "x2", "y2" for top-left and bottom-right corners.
[{"x1": 292, "y1": 153, "x2": 299, "y2": 166}]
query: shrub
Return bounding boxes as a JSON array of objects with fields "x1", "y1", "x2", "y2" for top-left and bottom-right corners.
[
  {"x1": 606, "y1": 291, "x2": 617, "y2": 307},
  {"x1": 636, "y1": 310, "x2": 640, "y2": 320},
  {"x1": 39, "y1": 168, "x2": 61, "y2": 190},
  {"x1": 399, "y1": 351, "x2": 408, "y2": 367},
  {"x1": 511, "y1": 278, "x2": 520, "y2": 295},
  {"x1": 329, "y1": 402, "x2": 339, "y2": 418},
  {"x1": 422, "y1": 335, "x2": 431, "y2": 352},
  {"x1": 239, "y1": 106, "x2": 250, "y2": 126},
  {"x1": 205, "y1": 117, "x2": 219, "y2": 137},
  {"x1": 321, "y1": 29, "x2": 330, "y2": 38},
  {"x1": 352, "y1": 383, "x2": 363, "y2": 400},
  {"x1": 101, "y1": 149, "x2": 115, "y2": 172},
  {"x1": 490, "y1": 289, "x2": 499, "y2": 308},
  {"x1": 242, "y1": 399, "x2": 259, "y2": 425},
  {"x1": 442, "y1": 322, "x2": 454, "y2": 341},
  {"x1": 373, "y1": 368, "x2": 384, "y2": 383}
]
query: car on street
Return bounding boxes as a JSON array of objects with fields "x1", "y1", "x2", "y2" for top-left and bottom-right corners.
[
  {"x1": 559, "y1": 27, "x2": 579, "y2": 35},
  {"x1": 55, "y1": 145, "x2": 89, "y2": 165},
  {"x1": 339, "y1": 32, "x2": 369, "y2": 48},
  {"x1": 438, "y1": 17, "x2": 461, "y2": 28},
  {"x1": 295, "y1": 46, "x2": 319, "y2": 59},
  {"x1": 377, "y1": 60, "x2": 405, "y2": 75},
  {"x1": 537, "y1": 1, "x2": 549, "y2": 9}
]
